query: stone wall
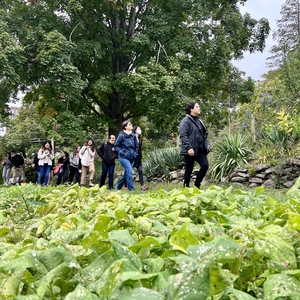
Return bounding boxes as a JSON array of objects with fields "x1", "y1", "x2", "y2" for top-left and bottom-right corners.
[
  {"x1": 137, "y1": 159, "x2": 300, "y2": 189},
  {"x1": 227, "y1": 159, "x2": 300, "y2": 189}
]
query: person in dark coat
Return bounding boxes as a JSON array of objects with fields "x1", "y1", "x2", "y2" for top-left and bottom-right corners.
[
  {"x1": 56, "y1": 151, "x2": 69, "y2": 185},
  {"x1": 132, "y1": 126, "x2": 148, "y2": 190},
  {"x1": 98, "y1": 135, "x2": 117, "y2": 189},
  {"x1": 179, "y1": 101, "x2": 209, "y2": 188}
]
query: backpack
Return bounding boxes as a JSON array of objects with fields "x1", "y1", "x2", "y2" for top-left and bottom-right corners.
[{"x1": 53, "y1": 163, "x2": 63, "y2": 175}]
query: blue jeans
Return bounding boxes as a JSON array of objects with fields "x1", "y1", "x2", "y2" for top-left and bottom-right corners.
[
  {"x1": 38, "y1": 164, "x2": 51, "y2": 186},
  {"x1": 116, "y1": 157, "x2": 134, "y2": 190},
  {"x1": 100, "y1": 163, "x2": 115, "y2": 189}
]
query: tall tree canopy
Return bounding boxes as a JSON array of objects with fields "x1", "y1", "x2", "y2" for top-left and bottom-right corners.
[{"x1": 0, "y1": 0, "x2": 269, "y2": 135}]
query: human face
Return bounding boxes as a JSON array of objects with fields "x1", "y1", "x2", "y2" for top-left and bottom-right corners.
[
  {"x1": 87, "y1": 140, "x2": 93, "y2": 146},
  {"x1": 125, "y1": 122, "x2": 133, "y2": 130},
  {"x1": 190, "y1": 103, "x2": 201, "y2": 116},
  {"x1": 110, "y1": 135, "x2": 116, "y2": 144},
  {"x1": 45, "y1": 143, "x2": 50, "y2": 148}
]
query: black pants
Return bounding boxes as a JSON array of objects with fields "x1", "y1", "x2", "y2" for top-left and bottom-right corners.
[{"x1": 183, "y1": 152, "x2": 209, "y2": 188}]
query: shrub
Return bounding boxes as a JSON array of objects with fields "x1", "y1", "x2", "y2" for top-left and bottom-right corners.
[
  {"x1": 211, "y1": 134, "x2": 251, "y2": 180},
  {"x1": 143, "y1": 147, "x2": 184, "y2": 179}
]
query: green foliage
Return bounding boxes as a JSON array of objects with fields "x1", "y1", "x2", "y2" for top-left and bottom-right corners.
[
  {"x1": 0, "y1": 0, "x2": 270, "y2": 135},
  {"x1": 143, "y1": 147, "x2": 184, "y2": 179},
  {"x1": 0, "y1": 183, "x2": 300, "y2": 298},
  {"x1": 211, "y1": 134, "x2": 251, "y2": 180}
]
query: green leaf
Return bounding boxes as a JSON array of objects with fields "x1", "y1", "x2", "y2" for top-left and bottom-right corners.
[
  {"x1": 118, "y1": 287, "x2": 164, "y2": 300},
  {"x1": 109, "y1": 229, "x2": 136, "y2": 246},
  {"x1": 167, "y1": 267, "x2": 210, "y2": 300},
  {"x1": 169, "y1": 223, "x2": 199, "y2": 254},
  {"x1": 188, "y1": 237, "x2": 241, "y2": 264},
  {"x1": 65, "y1": 284, "x2": 100, "y2": 300},
  {"x1": 263, "y1": 274, "x2": 300, "y2": 300},
  {"x1": 112, "y1": 241, "x2": 143, "y2": 272}
]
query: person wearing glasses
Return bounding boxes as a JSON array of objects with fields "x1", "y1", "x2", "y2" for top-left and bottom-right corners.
[{"x1": 115, "y1": 121, "x2": 139, "y2": 191}]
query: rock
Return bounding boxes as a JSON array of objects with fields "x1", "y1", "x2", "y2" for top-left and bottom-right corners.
[
  {"x1": 249, "y1": 177, "x2": 264, "y2": 184},
  {"x1": 265, "y1": 167, "x2": 275, "y2": 174},
  {"x1": 237, "y1": 172, "x2": 250, "y2": 178},
  {"x1": 169, "y1": 171, "x2": 178, "y2": 179},
  {"x1": 283, "y1": 181, "x2": 294, "y2": 188},
  {"x1": 230, "y1": 177, "x2": 247, "y2": 182},
  {"x1": 231, "y1": 182, "x2": 244, "y2": 187},
  {"x1": 249, "y1": 183, "x2": 259, "y2": 188},
  {"x1": 254, "y1": 164, "x2": 271, "y2": 172},
  {"x1": 255, "y1": 173, "x2": 267, "y2": 179},
  {"x1": 263, "y1": 179, "x2": 275, "y2": 188}
]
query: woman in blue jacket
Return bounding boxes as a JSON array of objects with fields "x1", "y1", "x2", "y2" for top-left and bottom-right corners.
[{"x1": 115, "y1": 120, "x2": 139, "y2": 191}]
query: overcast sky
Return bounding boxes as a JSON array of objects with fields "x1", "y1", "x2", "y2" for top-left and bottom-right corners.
[{"x1": 233, "y1": 0, "x2": 286, "y2": 80}]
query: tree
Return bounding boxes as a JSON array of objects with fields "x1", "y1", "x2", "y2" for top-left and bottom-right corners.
[
  {"x1": 269, "y1": 0, "x2": 300, "y2": 67},
  {"x1": 1, "y1": 0, "x2": 270, "y2": 136}
]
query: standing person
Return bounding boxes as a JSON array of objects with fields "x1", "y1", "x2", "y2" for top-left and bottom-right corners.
[
  {"x1": 79, "y1": 139, "x2": 96, "y2": 187},
  {"x1": 56, "y1": 151, "x2": 69, "y2": 185},
  {"x1": 68, "y1": 146, "x2": 81, "y2": 184},
  {"x1": 98, "y1": 135, "x2": 118, "y2": 190},
  {"x1": 37, "y1": 141, "x2": 54, "y2": 186},
  {"x1": 31, "y1": 151, "x2": 40, "y2": 183},
  {"x1": 132, "y1": 126, "x2": 148, "y2": 191},
  {"x1": 11, "y1": 150, "x2": 25, "y2": 185},
  {"x1": 2, "y1": 152, "x2": 12, "y2": 186},
  {"x1": 115, "y1": 120, "x2": 139, "y2": 191},
  {"x1": 179, "y1": 101, "x2": 209, "y2": 189}
]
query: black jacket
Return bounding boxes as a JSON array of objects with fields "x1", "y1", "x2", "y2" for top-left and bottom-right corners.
[
  {"x1": 98, "y1": 141, "x2": 118, "y2": 165},
  {"x1": 11, "y1": 154, "x2": 24, "y2": 168},
  {"x1": 179, "y1": 114, "x2": 208, "y2": 156}
]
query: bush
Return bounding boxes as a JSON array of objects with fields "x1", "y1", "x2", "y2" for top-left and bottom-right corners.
[
  {"x1": 211, "y1": 134, "x2": 251, "y2": 180},
  {"x1": 143, "y1": 147, "x2": 184, "y2": 179}
]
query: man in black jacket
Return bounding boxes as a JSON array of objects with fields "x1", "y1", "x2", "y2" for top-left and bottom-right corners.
[
  {"x1": 98, "y1": 135, "x2": 118, "y2": 189},
  {"x1": 179, "y1": 102, "x2": 209, "y2": 188},
  {"x1": 11, "y1": 150, "x2": 25, "y2": 185}
]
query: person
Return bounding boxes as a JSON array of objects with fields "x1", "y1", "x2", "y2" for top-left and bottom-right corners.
[
  {"x1": 115, "y1": 120, "x2": 139, "y2": 191},
  {"x1": 56, "y1": 151, "x2": 69, "y2": 185},
  {"x1": 2, "y1": 152, "x2": 12, "y2": 186},
  {"x1": 132, "y1": 126, "x2": 148, "y2": 191},
  {"x1": 37, "y1": 141, "x2": 54, "y2": 186},
  {"x1": 179, "y1": 101, "x2": 209, "y2": 189},
  {"x1": 98, "y1": 135, "x2": 117, "y2": 190},
  {"x1": 11, "y1": 150, "x2": 25, "y2": 185},
  {"x1": 79, "y1": 139, "x2": 96, "y2": 187},
  {"x1": 31, "y1": 151, "x2": 40, "y2": 183},
  {"x1": 68, "y1": 146, "x2": 81, "y2": 184}
]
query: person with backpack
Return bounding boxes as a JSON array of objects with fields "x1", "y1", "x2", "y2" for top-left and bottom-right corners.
[{"x1": 98, "y1": 135, "x2": 117, "y2": 190}]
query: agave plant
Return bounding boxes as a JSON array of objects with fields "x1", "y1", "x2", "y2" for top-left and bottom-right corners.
[
  {"x1": 211, "y1": 134, "x2": 251, "y2": 180},
  {"x1": 143, "y1": 147, "x2": 184, "y2": 179}
]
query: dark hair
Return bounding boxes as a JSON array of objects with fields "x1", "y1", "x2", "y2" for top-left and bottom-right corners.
[
  {"x1": 122, "y1": 120, "x2": 130, "y2": 129},
  {"x1": 185, "y1": 101, "x2": 197, "y2": 115},
  {"x1": 6, "y1": 152, "x2": 11, "y2": 159},
  {"x1": 86, "y1": 139, "x2": 95, "y2": 152},
  {"x1": 62, "y1": 151, "x2": 69, "y2": 158},
  {"x1": 42, "y1": 140, "x2": 52, "y2": 149},
  {"x1": 132, "y1": 125, "x2": 138, "y2": 133}
]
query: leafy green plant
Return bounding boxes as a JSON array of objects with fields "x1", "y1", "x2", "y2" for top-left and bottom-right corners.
[
  {"x1": 1, "y1": 182, "x2": 300, "y2": 298},
  {"x1": 143, "y1": 147, "x2": 184, "y2": 179},
  {"x1": 211, "y1": 134, "x2": 251, "y2": 180},
  {"x1": 260, "y1": 127, "x2": 287, "y2": 146}
]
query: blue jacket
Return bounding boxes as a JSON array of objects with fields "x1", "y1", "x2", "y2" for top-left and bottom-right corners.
[{"x1": 115, "y1": 131, "x2": 139, "y2": 162}]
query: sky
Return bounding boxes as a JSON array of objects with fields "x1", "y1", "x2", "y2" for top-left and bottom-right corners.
[{"x1": 233, "y1": 0, "x2": 286, "y2": 80}]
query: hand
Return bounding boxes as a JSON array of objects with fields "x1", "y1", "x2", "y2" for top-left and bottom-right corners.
[{"x1": 188, "y1": 148, "x2": 194, "y2": 156}]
